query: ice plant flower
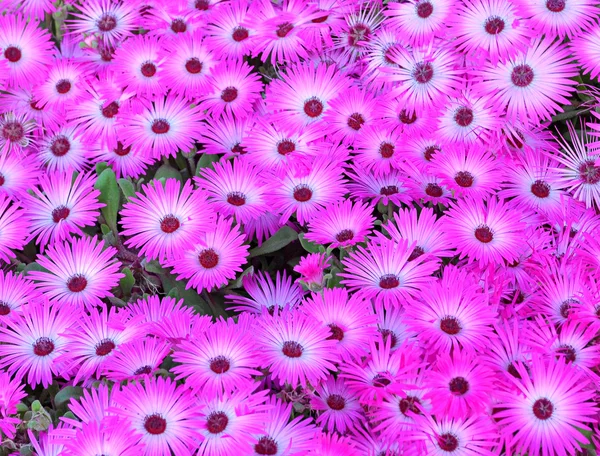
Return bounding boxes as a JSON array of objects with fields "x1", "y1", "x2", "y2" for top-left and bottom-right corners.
[
  {"x1": 0, "y1": 299, "x2": 77, "y2": 388},
  {"x1": 24, "y1": 170, "x2": 103, "y2": 250},
  {"x1": 293, "y1": 253, "x2": 331, "y2": 292},
  {"x1": 340, "y1": 234, "x2": 438, "y2": 307},
  {"x1": 120, "y1": 178, "x2": 213, "y2": 263},
  {"x1": 29, "y1": 236, "x2": 123, "y2": 307},
  {"x1": 311, "y1": 376, "x2": 364, "y2": 434},
  {"x1": 104, "y1": 337, "x2": 171, "y2": 382},
  {"x1": 254, "y1": 308, "x2": 338, "y2": 388},
  {"x1": 0, "y1": 195, "x2": 29, "y2": 263},
  {"x1": 111, "y1": 376, "x2": 203, "y2": 456}
]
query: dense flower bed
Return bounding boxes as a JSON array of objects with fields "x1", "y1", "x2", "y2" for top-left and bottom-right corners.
[{"x1": 0, "y1": 0, "x2": 599, "y2": 454}]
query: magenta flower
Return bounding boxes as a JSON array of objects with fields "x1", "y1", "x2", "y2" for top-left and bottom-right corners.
[
  {"x1": 226, "y1": 270, "x2": 303, "y2": 314},
  {"x1": 494, "y1": 358, "x2": 598, "y2": 456},
  {"x1": 117, "y1": 95, "x2": 204, "y2": 159},
  {"x1": 0, "y1": 372, "x2": 26, "y2": 439},
  {"x1": 293, "y1": 253, "x2": 331, "y2": 292},
  {"x1": 254, "y1": 308, "x2": 338, "y2": 388},
  {"x1": 29, "y1": 236, "x2": 123, "y2": 307},
  {"x1": 311, "y1": 376, "x2": 363, "y2": 434},
  {"x1": 0, "y1": 298, "x2": 76, "y2": 388},
  {"x1": 197, "y1": 157, "x2": 268, "y2": 225},
  {"x1": 305, "y1": 199, "x2": 375, "y2": 249},
  {"x1": 165, "y1": 217, "x2": 249, "y2": 293},
  {"x1": 0, "y1": 194, "x2": 29, "y2": 263},
  {"x1": 340, "y1": 234, "x2": 437, "y2": 307},
  {"x1": 120, "y1": 178, "x2": 213, "y2": 263},
  {"x1": 204, "y1": 0, "x2": 257, "y2": 61},
  {"x1": 104, "y1": 337, "x2": 171, "y2": 382},
  {"x1": 385, "y1": 0, "x2": 452, "y2": 46},
  {"x1": 24, "y1": 170, "x2": 103, "y2": 250},
  {"x1": 59, "y1": 305, "x2": 144, "y2": 384},
  {"x1": 302, "y1": 288, "x2": 377, "y2": 361},
  {"x1": 112, "y1": 376, "x2": 203, "y2": 456},
  {"x1": 173, "y1": 315, "x2": 261, "y2": 396},
  {"x1": 513, "y1": 0, "x2": 598, "y2": 38},
  {"x1": 0, "y1": 270, "x2": 39, "y2": 321}
]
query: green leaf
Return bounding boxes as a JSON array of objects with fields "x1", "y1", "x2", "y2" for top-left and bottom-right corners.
[
  {"x1": 94, "y1": 168, "x2": 120, "y2": 233},
  {"x1": 249, "y1": 226, "x2": 298, "y2": 258},
  {"x1": 108, "y1": 297, "x2": 127, "y2": 307},
  {"x1": 154, "y1": 163, "x2": 183, "y2": 182},
  {"x1": 145, "y1": 260, "x2": 167, "y2": 275},
  {"x1": 167, "y1": 287, "x2": 179, "y2": 299},
  {"x1": 22, "y1": 262, "x2": 49, "y2": 276},
  {"x1": 298, "y1": 233, "x2": 321, "y2": 253},
  {"x1": 100, "y1": 224, "x2": 111, "y2": 235},
  {"x1": 226, "y1": 265, "x2": 254, "y2": 289},
  {"x1": 95, "y1": 162, "x2": 108, "y2": 176},
  {"x1": 196, "y1": 153, "x2": 220, "y2": 175},
  {"x1": 119, "y1": 267, "x2": 134, "y2": 296},
  {"x1": 326, "y1": 266, "x2": 344, "y2": 289},
  {"x1": 160, "y1": 272, "x2": 213, "y2": 315},
  {"x1": 54, "y1": 386, "x2": 84, "y2": 408},
  {"x1": 117, "y1": 178, "x2": 136, "y2": 200}
]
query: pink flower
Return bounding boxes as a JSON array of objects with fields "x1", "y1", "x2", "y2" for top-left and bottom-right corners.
[{"x1": 293, "y1": 253, "x2": 331, "y2": 292}]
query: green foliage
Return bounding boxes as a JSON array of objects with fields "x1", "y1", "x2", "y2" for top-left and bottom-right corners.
[
  {"x1": 249, "y1": 226, "x2": 298, "y2": 258},
  {"x1": 94, "y1": 168, "x2": 120, "y2": 234}
]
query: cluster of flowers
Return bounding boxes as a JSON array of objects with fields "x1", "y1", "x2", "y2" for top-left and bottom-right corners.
[{"x1": 0, "y1": 0, "x2": 599, "y2": 454}]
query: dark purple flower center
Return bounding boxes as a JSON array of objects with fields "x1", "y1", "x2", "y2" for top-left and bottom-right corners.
[
  {"x1": 454, "y1": 107, "x2": 474, "y2": 127},
  {"x1": 97, "y1": 13, "x2": 117, "y2": 32},
  {"x1": 277, "y1": 140, "x2": 295, "y2": 155},
  {"x1": 347, "y1": 113, "x2": 365, "y2": 131},
  {"x1": 95, "y1": 338, "x2": 116, "y2": 356},
  {"x1": 276, "y1": 22, "x2": 294, "y2": 38},
  {"x1": 557, "y1": 344, "x2": 577, "y2": 363},
  {"x1": 134, "y1": 365, "x2": 153, "y2": 375},
  {"x1": 52, "y1": 205, "x2": 70, "y2": 223},
  {"x1": 55, "y1": 79, "x2": 72, "y2": 94},
  {"x1": 293, "y1": 185, "x2": 312, "y2": 202},
  {"x1": 380, "y1": 185, "x2": 399, "y2": 196},
  {"x1": 160, "y1": 215, "x2": 180, "y2": 233},
  {"x1": 171, "y1": 19, "x2": 187, "y2": 33},
  {"x1": 67, "y1": 274, "x2": 87, "y2": 293},
  {"x1": 399, "y1": 109, "x2": 417, "y2": 124},
  {"x1": 303, "y1": 98, "x2": 324, "y2": 118},
  {"x1": 507, "y1": 362, "x2": 522, "y2": 379},
  {"x1": 195, "y1": 0, "x2": 210, "y2": 10},
  {"x1": 312, "y1": 14, "x2": 329, "y2": 23},
  {"x1": 475, "y1": 225, "x2": 494, "y2": 243},
  {"x1": 199, "y1": 249, "x2": 219, "y2": 269},
  {"x1": 425, "y1": 183, "x2": 443, "y2": 198},
  {"x1": 2, "y1": 121, "x2": 24, "y2": 142},
  {"x1": 379, "y1": 328, "x2": 398, "y2": 348},
  {"x1": 546, "y1": 0, "x2": 566, "y2": 12},
  {"x1": 327, "y1": 323, "x2": 345, "y2": 341},
  {"x1": 440, "y1": 316, "x2": 461, "y2": 335},
  {"x1": 454, "y1": 171, "x2": 474, "y2": 188},
  {"x1": 412, "y1": 62, "x2": 434, "y2": 84},
  {"x1": 226, "y1": 191, "x2": 246, "y2": 206},
  {"x1": 255, "y1": 437, "x2": 278, "y2": 455},
  {"x1": 372, "y1": 372, "x2": 391, "y2": 387},
  {"x1": 424, "y1": 145, "x2": 439, "y2": 161},
  {"x1": 151, "y1": 119, "x2": 170, "y2": 134},
  {"x1": 399, "y1": 395, "x2": 422, "y2": 416},
  {"x1": 231, "y1": 143, "x2": 247, "y2": 155},
  {"x1": 101, "y1": 101, "x2": 119, "y2": 119},
  {"x1": 379, "y1": 274, "x2": 399, "y2": 289},
  {"x1": 560, "y1": 298, "x2": 577, "y2": 319},
  {"x1": 326, "y1": 394, "x2": 346, "y2": 410},
  {"x1": 232, "y1": 27, "x2": 249, "y2": 42},
  {"x1": 578, "y1": 160, "x2": 600, "y2": 184},
  {"x1": 144, "y1": 414, "x2": 167, "y2": 435},
  {"x1": 33, "y1": 337, "x2": 55, "y2": 357},
  {"x1": 438, "y1": 433, "x2": 459, "y2": 452},
  {"x1": 113, "y1": 142, "x2": 131, "y2": 156},
  {"x1": 348, "y1": 23, "x2": 370, "y2": 46},
  {"x1": 50, "y1": 136, "x2": 71, "y2": 157},
  {"x1": 221, "y1": 86, "x2": 238, "y2": 103},
  {"x1": 530, "y1": 180, "x2": 550, "y2": 198},
  {"x1": 416, "y1": 1, "x2": 434, "y2": 18},
  {"x1": 185, "y1": 58, "x2": 202, "y2": 74},
  {"x1": 0, "y1": 301, "x2": 10, "y2": 316},
  {"x1": 511, "y1": 64, "x2": 534, "y2": 88},
  {"x1": 210, "y1": 355, "x2": 231, "y2": 374},
  {"x1": 141, "y1": 62, "x2": 157, "y2": 78},
  {"x1": 335, "y1": 229, "x2": 354, "y2": 243},
  {"x1": 379, "y1": 142, "x2": 395, "y2": 158},
  {"x1": 282, "y1": 341, "x2": 303, "y2": 358},
  {"x1": 449, "y1": 376, "x2": 469, "y2": 395},
  {"x1": 206, "y1": 412, "x2": 228, "y2": 434},
  {"x1": 532, "y1": 398, "x2": 554, "y2": 420},
  {"x1": 4, "y1": 46, "x2": 21, "y2": 63},
  {"x1": 485, "y1": 16, "x2": 505, "y2": 34},
  {"x1": 408, "y1": 246, "x2": 425, "y2": 261}
]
